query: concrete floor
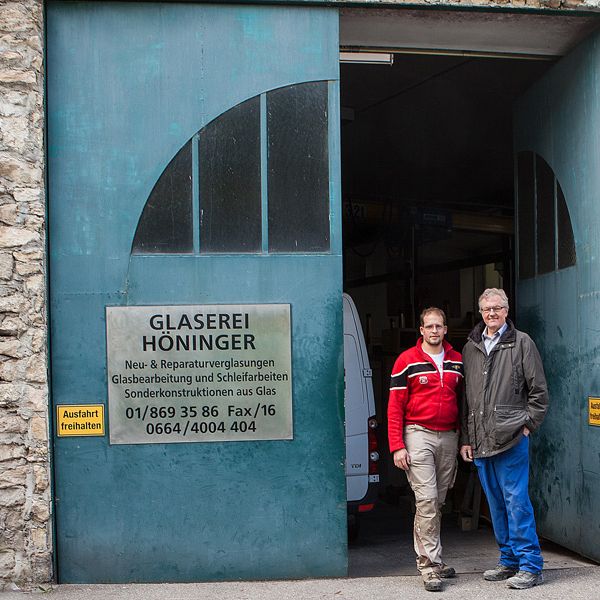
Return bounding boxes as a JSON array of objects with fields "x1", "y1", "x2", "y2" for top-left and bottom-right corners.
[{"x1": 349, "y1": 500, "x2": 596, "y2": 578}]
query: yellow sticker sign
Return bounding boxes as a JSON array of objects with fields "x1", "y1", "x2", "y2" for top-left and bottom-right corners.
[
  {"x1": 57, "y1": 405, "x2": 105, "y2": 437},
  {"x1": 589, "y1": 397, "x2": 600, "y2": 427}
]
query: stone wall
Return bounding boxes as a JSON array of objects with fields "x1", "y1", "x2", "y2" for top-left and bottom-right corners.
[{"x1": 0, "y1": 0, "x2": 50, "y2": 589}]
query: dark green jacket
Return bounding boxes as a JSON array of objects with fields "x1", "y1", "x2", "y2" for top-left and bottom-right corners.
[{"x1": 460, "y1": 319, "x2": 549, "y2": 458}]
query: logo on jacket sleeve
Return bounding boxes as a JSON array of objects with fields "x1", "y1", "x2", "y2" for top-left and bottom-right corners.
[{"x1": 419, "y1": 375, "x2": 429, "y2": 385}]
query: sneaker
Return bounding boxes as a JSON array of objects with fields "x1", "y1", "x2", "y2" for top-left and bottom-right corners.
[
  {"x1": 423, "y1": 572, "x2": 443, "y2": 592},
  {"x1": 506, "y1": 571, "x2": 543, "y2": 589},
  {"x1": 483, "y1": 564, "x2": 518, "y2": 581},
  {"x1": 439, "y1": 564, "x2": 456, "y2": 578}
]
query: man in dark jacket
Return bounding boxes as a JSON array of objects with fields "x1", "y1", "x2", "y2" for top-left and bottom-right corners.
[{"x1": 460, "y1": 288, "x2": 548, "y2": 590}]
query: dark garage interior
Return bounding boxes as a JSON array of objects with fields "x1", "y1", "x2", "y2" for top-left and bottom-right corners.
[
  {"x1": 339, "y1": 46, "x2": 600, "y2": 574},
  {"x1": 340, "y1": 51, "x2": 550, "y2": 545}
]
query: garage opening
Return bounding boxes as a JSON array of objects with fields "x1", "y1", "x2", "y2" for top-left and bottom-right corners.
[{"x1": 339, "y1": 7, "x2": 599, "y2": 575}]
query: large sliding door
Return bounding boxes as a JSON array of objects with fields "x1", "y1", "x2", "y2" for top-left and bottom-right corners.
[
  {"x1": 514, "y1": 29, "x2": 600, "y2": 561},
  {"x1": 47, "y1": 2, "x2": 344, "y2": 582}
]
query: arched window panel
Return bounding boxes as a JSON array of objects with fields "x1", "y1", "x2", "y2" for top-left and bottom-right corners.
[
  {"x1": 517, "y1": 151, "x2": 576, "y2": 279},
  {"x1": 557, "y1": 183, "x2": 576, "y2": 269},
  {"x1": 517, "y1": 151, "x2": 535, "y2": 280},
  {"x1": 131, "y1": 81, "x2": 330, "y2": 256},
  {"x1": 199, "y1": 96, "x2": 261, "y2": 253},
  {"x1": 536, "y1": 155, "x2": 556, "y2": 275},
  {"x1": 132, "y1": 141, "x2": 193, "y2": 254},
  {"x1": 267, "y1": 81, "x2": 330, "y2": 253}
]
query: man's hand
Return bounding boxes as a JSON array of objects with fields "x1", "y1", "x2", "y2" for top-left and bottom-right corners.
[
  {"x1": 523, "y1": 426, "x2": 530, "y2": 437},
  {"x1": 460, "y1": 445, "x2": 474, "y2": 462},
  {"x1": 393, "y1": 448, "x2": 411, "y2": 471}
]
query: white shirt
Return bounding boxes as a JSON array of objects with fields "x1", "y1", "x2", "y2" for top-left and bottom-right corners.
[
  {"x1": 483, "y1": 322, "x2": 508, "y2": 355},
  {"x1": 425, "y1": 350, "x2": 444, "y2": 374}
]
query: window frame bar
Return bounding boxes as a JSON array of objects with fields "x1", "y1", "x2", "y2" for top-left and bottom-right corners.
[
  {"x1": 260, "y1": 93, "x2": 269, "y2": 254},
  {"x1": 192, "y1": 132, "x2": 200, "y2": 254}
]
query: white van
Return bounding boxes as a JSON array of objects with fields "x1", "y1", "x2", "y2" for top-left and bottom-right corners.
[{"x1": 343, "y1": 293, "x2": 379, "y2": 538}]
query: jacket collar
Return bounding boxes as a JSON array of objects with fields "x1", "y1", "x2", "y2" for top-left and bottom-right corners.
[
  {"x1": 468, "y1": 318, "x2": 516, "y2": 345},
  {"x1": 417, "y1": 337, "x2": 454, "y2": 355}
]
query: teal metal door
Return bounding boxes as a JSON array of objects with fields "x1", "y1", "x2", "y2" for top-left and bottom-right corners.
[
  {"x1": 514, "y1": 29, "x2": 600, "y2": 561},
  {"x1": 47, "y1": 2, "x2": 344, "y2": 582}
]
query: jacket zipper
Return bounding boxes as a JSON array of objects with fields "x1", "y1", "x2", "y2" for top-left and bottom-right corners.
[
  {"x1": 423, "y1": 351, "x2": 444, "y2": 428},
  {"x1": 437, "y1": 357, "x2": 443, "y2": 428}
]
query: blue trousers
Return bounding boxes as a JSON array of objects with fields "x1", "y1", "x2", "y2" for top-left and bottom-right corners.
[{"x1": 474, "y1": 435, "x2": 543, "y2": 573}]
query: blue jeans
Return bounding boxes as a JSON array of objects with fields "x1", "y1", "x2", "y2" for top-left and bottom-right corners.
[{"x1": 474, "y1": 435, "x2": 543, "y2": 573}]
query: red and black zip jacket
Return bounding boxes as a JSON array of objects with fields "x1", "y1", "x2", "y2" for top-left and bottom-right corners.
[{"x1": 388, "y1": 338, "x2": 463, "y2": 453}]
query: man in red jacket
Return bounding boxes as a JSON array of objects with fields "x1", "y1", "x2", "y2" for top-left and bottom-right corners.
[{"x1": 388, "y1": 307, "x2": 463, "y2": 592}]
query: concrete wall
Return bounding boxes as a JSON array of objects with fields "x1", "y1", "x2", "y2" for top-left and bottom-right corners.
[{"x1": 0, "y1": 0, "x2": 598, "y2": 588}]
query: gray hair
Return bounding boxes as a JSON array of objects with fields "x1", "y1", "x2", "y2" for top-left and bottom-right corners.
[{"x1": 478, "y1": 288, "x2": 509, "y2": 310}]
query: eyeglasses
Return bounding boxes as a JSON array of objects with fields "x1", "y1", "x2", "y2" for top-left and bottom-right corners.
[{"x1": 480, "y1": 306, "x2": 506, "y2": 314}]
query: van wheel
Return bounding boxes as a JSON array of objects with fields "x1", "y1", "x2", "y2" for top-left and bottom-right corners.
[{"x1": 347, "y1": 514, "x2": 360, "y2": 542}]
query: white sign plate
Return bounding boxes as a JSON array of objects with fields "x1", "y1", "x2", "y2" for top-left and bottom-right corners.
[{"x1": 106, "y1": 304, "x2": 293, "y2": 444}]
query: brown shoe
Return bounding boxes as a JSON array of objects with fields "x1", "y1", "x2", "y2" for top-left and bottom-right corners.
[
  {"x1": 423, "y1": 572, "x2": 443, "y2": 592},
  {"x1": 439, "y1": 564, "x2": 456, "y2": 578}
]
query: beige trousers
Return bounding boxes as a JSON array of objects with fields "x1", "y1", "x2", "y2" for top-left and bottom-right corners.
[{"x1": 404, "y1": 425, "x2": 458, "y2": 575}]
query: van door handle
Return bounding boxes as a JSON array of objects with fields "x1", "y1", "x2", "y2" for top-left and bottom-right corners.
[{"x1": 362, "y1": 369, "x2": 372, "y2": 377}]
